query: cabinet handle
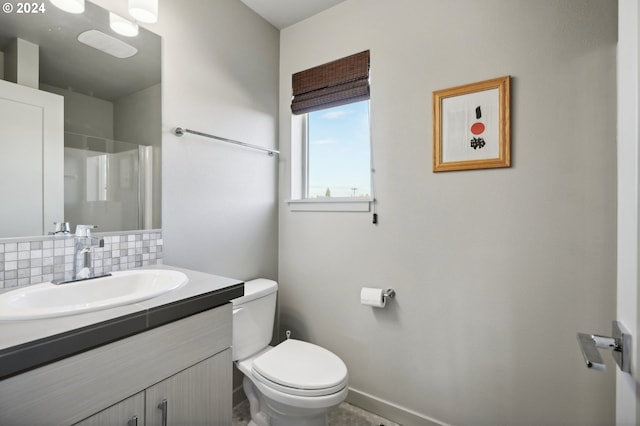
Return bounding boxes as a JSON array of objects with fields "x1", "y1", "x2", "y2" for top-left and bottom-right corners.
[
  {"x1": 127, "y1": 415, "x2": 138, "y2": 426},
  {"x1": 157, "y1": 399, "x2": 168, "y2": 426}
]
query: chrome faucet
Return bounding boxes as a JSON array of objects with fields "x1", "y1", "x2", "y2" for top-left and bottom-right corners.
[
  {"x1": 52, "y1": 225, "x2": 111, "y2": 285},
  {"x1": 73, "y1": 225, "x2": 103, "y2": 280},
  {"x1": 50, "y1": 221, "x2": 71, "y2": 235}
]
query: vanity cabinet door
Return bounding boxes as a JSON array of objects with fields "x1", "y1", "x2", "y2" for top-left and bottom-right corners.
[
  {"x1": 73, "y1": 391, "x2": 144, "y2": 426},
  {"x1": 145, "y1": 348, "x2": 232, "y2": 425}
]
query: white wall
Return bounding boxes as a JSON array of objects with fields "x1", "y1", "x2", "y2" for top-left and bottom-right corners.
[
  {"x1": 279, "y1": 1, "x2": 617, "y2": 425},
  {"x1": 114, "y1": 84, "x2": 161, "y2": 147},
  {"x1": 41, "y1": 83, "x2": 114, "y2": 139},
  {"x1": 92, "y1": 0, "x2": 280, "y2": 281},
  {"x1": 158, "y1": 0, "x2": 279, "y2": 280},
  {"x1": 4, "y1": 38, "x2": 39, "y2": 89}
]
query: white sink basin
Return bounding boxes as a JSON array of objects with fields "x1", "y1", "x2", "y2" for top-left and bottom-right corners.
[{"x1": 0, "y1": 269, "x2": 188, "y2": 320}]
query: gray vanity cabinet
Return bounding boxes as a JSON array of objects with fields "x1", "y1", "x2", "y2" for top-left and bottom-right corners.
[
  {"x1": 74, "y1": 392, "x2": 145, "y2": 426},
  {"x1": 75, "y1": 349, "x2": 231, "y2": 426},
  {"x1": 0, "y1": 304, "x2": 233, "y2": 426},
  {"x1": 145, "y1": 349, "x2": 231, "y2": 425}
]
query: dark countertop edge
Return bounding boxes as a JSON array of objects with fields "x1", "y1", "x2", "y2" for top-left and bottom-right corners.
[{"x1": 0, "y1": 283, "x2": 244, "y2": 381}]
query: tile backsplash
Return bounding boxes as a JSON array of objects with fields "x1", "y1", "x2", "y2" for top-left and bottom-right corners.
[{"x1": 0, "y1": 229, "x2": 163, "y2": 289}]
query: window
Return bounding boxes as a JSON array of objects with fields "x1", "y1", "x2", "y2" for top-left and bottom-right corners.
[
  {"x1": 306, "y1": 100, "x2": 371, "y2": 198},
  {"x1": 289, "y1": 50, "x2": 372, "y2": 211}
]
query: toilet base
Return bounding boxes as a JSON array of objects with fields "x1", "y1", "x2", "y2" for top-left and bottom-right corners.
[{"x1": 243, "y1": 376, "x2": 337, "y2": 426}]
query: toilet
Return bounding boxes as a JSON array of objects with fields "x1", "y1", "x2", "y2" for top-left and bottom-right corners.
[{"x1": 232, "y1": 279, "x2": 348, "y2": 426}]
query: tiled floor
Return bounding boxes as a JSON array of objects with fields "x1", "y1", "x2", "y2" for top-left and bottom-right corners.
[{"x1": 232, "y1": 400, "x2": 401, "y2": 426}]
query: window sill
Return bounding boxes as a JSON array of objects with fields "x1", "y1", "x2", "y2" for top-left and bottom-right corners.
[{"x1": 286, "y1": 198, "x2": 373, "y2": 212}]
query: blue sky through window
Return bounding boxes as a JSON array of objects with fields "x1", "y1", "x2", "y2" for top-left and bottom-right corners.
[{"x1": 307, "y1": 101, "x2": 371, "y2": 198}]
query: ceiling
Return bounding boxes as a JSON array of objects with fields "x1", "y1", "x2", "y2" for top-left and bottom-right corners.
[
  {"x1": 0, "y1": 0, "x2": 341, "y2": 100},
  {"x1": 239, "y1": 0, "x2": 346, "y2": 29},
  {"x1": 0, "y1": 1, "x2": 160, "y2": 101}
]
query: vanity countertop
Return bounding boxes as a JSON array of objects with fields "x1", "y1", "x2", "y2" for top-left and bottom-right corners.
[{"x1": 0, "y1": 264, "x2": 244, "y2": 380}]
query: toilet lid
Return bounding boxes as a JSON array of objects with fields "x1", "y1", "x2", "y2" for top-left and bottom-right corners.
[{"x1": 251, "y1": 339, "x2": 348, "y2": 397}]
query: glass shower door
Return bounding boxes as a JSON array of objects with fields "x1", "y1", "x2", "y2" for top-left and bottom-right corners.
[{"x1": 63, "y1": 133, "x2": 153, "y2": 233}]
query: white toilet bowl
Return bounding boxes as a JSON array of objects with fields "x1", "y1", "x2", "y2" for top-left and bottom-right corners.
[{"x1": 232, "y1": 280, "x2": 348, "y2": 426}]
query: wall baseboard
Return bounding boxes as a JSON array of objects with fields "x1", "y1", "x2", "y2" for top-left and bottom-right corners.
[
  {"x1": 232, "y1": 383, "x2": 447, "y2": 426},
  {"x1": 346, "y1": 387, "x2": 448, "y2": 426}
]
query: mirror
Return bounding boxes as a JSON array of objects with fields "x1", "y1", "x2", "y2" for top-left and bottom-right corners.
[{"x1": 0, "y1": 0, "x2": 161, "y2": 237}]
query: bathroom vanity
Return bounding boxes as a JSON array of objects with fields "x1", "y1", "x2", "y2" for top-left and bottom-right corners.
[{"x1": 0, "y1": 265, "x2": 243, "y2": 425}]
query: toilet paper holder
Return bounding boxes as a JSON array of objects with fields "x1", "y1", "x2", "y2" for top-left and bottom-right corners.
[
  {"x1": 360, "y1": 287, "x2": 396, "y2": 308},
  {"x1": 383, "y1": 289, "x2": 396, "y2": 301}
]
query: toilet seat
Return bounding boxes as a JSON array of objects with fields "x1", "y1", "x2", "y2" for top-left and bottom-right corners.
[{"x1": 251, "y1": 339, "x2": 348, "y2": 397}]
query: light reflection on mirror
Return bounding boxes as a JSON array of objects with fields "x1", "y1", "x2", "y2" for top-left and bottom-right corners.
[{"x1": 0, "y1": 0, "x2": 161, "y2": 237}]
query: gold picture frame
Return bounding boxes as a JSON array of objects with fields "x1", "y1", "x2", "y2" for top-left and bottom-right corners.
[{"x1": 433, "y1": 76, "x2": 510, "y2": 172}]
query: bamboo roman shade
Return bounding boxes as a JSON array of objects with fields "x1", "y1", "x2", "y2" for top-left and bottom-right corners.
[{"x1": 291, "y1": 50, "x2": 370, "y2": 115}]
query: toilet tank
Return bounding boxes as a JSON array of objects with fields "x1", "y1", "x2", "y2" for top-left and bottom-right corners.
[{"x1": 232, "y1": 279, "x2": 278, "y2": 361}]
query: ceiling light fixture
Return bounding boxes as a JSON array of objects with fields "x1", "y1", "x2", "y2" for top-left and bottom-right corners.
[
  {"x1": 77, "y1": 30, "x2": 138, "y2": 59},
  {"x1": 109, "y1": 12, "x2": 139, "y2": 37},
  {"x1": 49, "y1": 0, "x2": 85, "y2": 14},
  {"x1": 128, "y1": 0, "x2": 158, "y2": 23}
]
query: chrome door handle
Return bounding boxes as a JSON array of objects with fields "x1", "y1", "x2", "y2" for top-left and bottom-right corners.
[{"x1": 577, "y1": 321, "x2": 631, "y2": 373}]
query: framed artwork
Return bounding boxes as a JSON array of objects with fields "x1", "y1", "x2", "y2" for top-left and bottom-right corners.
[{"x1": 433, "y1": 76, "x2": 510, "y2": 172}]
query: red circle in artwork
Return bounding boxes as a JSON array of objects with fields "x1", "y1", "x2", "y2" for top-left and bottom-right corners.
[{"x1": 471, "y1": 122, "x2": 485, "y2": 135}]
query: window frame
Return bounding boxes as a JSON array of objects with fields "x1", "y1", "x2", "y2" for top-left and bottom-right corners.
[{"x1": 287, "y1": 102, "x2": 373, "y2": 213}]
